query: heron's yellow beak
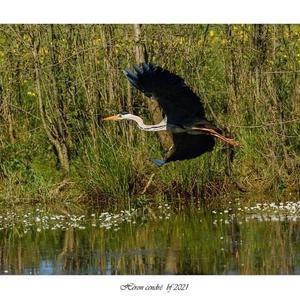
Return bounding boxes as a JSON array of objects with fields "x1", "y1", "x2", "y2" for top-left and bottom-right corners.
[{"x1": 103, "y1": 115, "x2": 120, "y2": 121}]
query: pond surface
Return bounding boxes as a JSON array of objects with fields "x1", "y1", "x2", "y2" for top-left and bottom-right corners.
[{"x1": 1, "y1": 201, "x2": 300, "y2": 275}]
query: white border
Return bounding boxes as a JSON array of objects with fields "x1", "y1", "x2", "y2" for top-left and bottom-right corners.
[
  {"x1": 1, "y1": 1, "x2": 300, "y2": 298},
  {"x1": 1, "y1": 275, "x2": 300, "y2": 299},
  {"x1": 0, "y1": 0, "x2": 300, "y2": 23}
]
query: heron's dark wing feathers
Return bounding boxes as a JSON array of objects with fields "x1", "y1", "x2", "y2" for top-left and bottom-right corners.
[
  {"x1": 165, "y1": 133, "x2": 215, "y2": 163},
  {"x1": 124, "y1": 63, "x2": 206, "y2": 124}
]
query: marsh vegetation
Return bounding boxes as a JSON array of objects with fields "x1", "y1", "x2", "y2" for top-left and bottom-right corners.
[{"x1": 0, "y1": 24, "x2": 299, "y2": 209}]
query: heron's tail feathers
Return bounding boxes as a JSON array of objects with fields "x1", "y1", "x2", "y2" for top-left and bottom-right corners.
[{"x1": 194, "y1": 120, "x2": 223, "y2": 134}]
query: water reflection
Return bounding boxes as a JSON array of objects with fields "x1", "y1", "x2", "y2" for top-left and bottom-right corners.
[{"x1": 0, "y1": 208, "x2": 300, "y2": 274}]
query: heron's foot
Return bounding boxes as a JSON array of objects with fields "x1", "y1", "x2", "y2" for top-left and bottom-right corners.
[
  {"x1": 222, "y1": 137, "x2": 240, "y2": 147},
  {"x1": 153, "y1": 159, "x2": 165, "y2": 167}
]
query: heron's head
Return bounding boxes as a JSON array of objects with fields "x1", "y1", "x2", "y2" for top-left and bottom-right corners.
[{"x1": 103, "y1": 112, "x2": 131, "y2": 121}]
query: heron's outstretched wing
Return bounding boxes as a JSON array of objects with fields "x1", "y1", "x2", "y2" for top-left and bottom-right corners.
[
  {"x1": 165, "y1": 132, "x2": 215, "y2": 163},
  {"x1": 124, "y1": 63, "x2": 206, "y2": 124}
]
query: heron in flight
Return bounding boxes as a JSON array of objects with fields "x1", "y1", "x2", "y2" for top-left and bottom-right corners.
[{"x1": 104, "y1": 63, "x2": 239, "y2": 166}]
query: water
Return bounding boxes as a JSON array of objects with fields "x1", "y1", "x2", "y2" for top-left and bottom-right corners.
[{"x1": 1, "y1": 201, "x2": 300, "y2": 275}]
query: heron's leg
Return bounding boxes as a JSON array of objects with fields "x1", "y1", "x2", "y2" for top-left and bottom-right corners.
[{"x1": 192, "y1": 127, "x2": 240, "y2": 147}]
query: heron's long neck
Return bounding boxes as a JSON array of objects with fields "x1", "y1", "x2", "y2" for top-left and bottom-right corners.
[{"x1": 126, "y1": 115, "x2": 167, "y2": 131}]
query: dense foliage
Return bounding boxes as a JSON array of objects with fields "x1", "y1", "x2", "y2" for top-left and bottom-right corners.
[{"x1": 0, "y1": 25, "x2": 299, "y2": 207}]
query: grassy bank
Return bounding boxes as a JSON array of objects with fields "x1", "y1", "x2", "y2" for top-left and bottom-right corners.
[{"x1": 0, "y1": 125, "x2": 298, "y2": 210}]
